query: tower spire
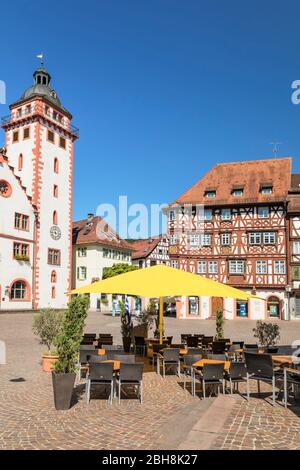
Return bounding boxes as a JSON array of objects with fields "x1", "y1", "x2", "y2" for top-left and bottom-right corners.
[{"x1": 36, "y1": 53, "x2": 44, "y2": 67}]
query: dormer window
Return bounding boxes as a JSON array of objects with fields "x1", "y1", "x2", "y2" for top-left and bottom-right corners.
[
  {"x1": 169, "y1": 210, "x2": 176, "y2": 221},
  {"x1": 232, "y1": 188, "x2": 243, "y2": 196},
  {"x1": 260, "y1": 185, "x2": 273, "y2": 194},
  {"x1": 205, "y1": 190, "x2": 216, "y2": 198},
  {"x1": 221, "y1": 208, "x2": 231, "y2": 220}
]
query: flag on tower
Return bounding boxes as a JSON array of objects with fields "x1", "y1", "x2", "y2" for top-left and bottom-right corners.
[{"x1": 36, "y1": 53, "x2": 44, "y2": 65}]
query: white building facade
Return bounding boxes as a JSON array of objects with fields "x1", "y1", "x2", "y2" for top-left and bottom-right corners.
[{"x1": 0, "y1": 66, "x2": 77, "y2": 310}]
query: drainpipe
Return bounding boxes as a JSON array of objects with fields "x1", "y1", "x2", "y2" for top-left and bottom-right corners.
[{"x1": 32, "y1": 210, "x2": 39, "y2": 310}]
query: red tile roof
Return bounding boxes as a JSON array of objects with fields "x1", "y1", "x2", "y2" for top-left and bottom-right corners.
[
  {"x1": 171, "y1": 158, "x2": 292, "y2": 206},
  {"x1": 129, "y1": 236, "x2": 161, "y2": 260},
  {"x1": 72, "y1": 216, "x2": 133, "y2": 250}
]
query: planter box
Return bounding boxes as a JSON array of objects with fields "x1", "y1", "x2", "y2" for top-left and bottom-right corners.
[{"x1": 52, "y1": 372, "x2": 76, "y2": 410}]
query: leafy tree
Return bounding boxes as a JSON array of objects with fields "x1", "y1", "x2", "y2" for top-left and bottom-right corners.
[
  {"x1": 215, "y1": 307, "x2": 225, "y2": 340},
  {"x1": 102, "y1": 263, "x2": 138, "y2": 279},
  {"x1": 54, "y1": 296, "x2": 89, "y2": 373},
  {"x1": 253, "y1": 320, "x2": 280, "y2": 347},
  {"x1": 32, "y1": 309, "x2": 64, "y2": 354}
]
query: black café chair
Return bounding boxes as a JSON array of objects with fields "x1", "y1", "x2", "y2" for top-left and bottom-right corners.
[
  {"x1": 207, "y1": 353, "x2": 227, "y2": 361},
  {"x1": 183, "y1": 354, "x2": 203, "y2": 393},
  {"x1": 212, "y1": 340, "x2": 227, "y2": 354},
  {"x1": 186, "y1": 336, "x2": 199, "y2": 348},
  {"x1": 244, "y1": 352, "x2": 281, "y2": 406},
  {"x1": 159, "y1": 348, "x2": 181, "y2": 378},
  {"x1": 116, "y1": 363, "x2": 144, "y2": 404},
  {"x1": 78, "y1": 348, "x2": 96, "y2": 380},
  {"x1": 224, "y1": 362, "x2": 247, "y2": 394},
  {"x1": 134, "y1": 336, "x2": 146, "y2": 356},
  {"x1": 114, "y1": 354, "x2": 135, "y2": 364},
  {"x1": 86, "y1": 362, "x2": 114, "y2": 405},
  {"x1": 193, "y1": 363, "x2": 225, "y2": 398}
]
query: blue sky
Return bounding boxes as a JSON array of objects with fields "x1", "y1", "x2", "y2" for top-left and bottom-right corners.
[{"x1": 1, "y1": 0, "x2": 300, "y2": 236}]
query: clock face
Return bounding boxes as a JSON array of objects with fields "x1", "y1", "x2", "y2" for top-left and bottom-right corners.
[{"x1": 50, "y1": 225, "x2": 61, "y2": 240}]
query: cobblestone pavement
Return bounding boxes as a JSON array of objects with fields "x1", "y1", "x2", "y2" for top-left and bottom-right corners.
[{"x1": 1, "y1": 312, "x2": 300, "y2": 450}]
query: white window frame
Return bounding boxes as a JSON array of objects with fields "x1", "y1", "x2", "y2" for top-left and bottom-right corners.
[
  {"x1": 208, "y1": 261, "x2": 218, "y2": 274},
  {"x1": 274, "y1": 260, "x2": 286, "y2": 275},
  {"x1": 170, "y1": 234, "x2": 177, "y2": 245},
  {"x1": 263, "y1": 232, "x2": 275, "y2": 245},
  {"x1": 205, "y1": 191, "x2": 216, "y2": 198},
  {"x1": 258, "y1": 206, "x2": 269, "y2": 218},
  {"x1": 200, "y1": 233, "x2": 211, "y2": 246},
  {"x1": 169, "y1": 210, "x2": 176, "y2": 221},
  {"x1": 261, "y1": 187, "x2": 273, "y2": 194},
  {"x1": 221, "y1": 208, "x2": 231, "y2": 220},
  {"x1": 221, "y1": 232, "x2": 231, "y2": 246},
  {"x1": 171, "y1": 260, "x2": 178, "y2": 268},
  {"x1": 78, "y1": 247, "x2": 87, "y2": 257},
  {"x1": 229, "y1": 260, "x2": 245, "y2": 275},
  {"x1": 232, "y1": 189, "x2": 243, "y2": 196},
  {"x1": 249, "y1": 232, "x2": 262, "y2": 245},
  {"x1": 198, "y1": 208, "x2": 213, "y2": 221},
  {"x1": 197, "y1": 261, "x2": 206, "y2": 274},
  {"x1": 293, "y1": 241, "x2": 300, "y2": 254},
  {"x1": 77, "y1": 266, "x2": 87, "y2": 281},
  {"x1": 189, "y1": 234, "x2": 200, "y2": 247},
  {"x1": 256, "y1": 260, "x2": 268, "y2": 274}
]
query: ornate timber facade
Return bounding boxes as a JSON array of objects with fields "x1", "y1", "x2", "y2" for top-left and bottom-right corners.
[{"x1": 166, "y1": 158, "x2": 300, "y2": 320}]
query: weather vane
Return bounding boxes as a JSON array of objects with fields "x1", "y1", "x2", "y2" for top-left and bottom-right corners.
[
  {"x1": 269, "y1": 141, "x2": 282, "y2": 158},
  {"x1": 36, "y1": 53, "x2": 44, "y2": 66}
]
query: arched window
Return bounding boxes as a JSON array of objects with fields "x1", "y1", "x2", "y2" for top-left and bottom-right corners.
[
  {"x1": 267, "y1": 296, "x2": 280, "y2": 318},
  {"x1": 51, "y1": 270, "x2": 57, "y2": 283},
  {"x1": 18, "y1": 154, "x2": 23, "y2": 171},
  {"x1": 51, "y1": 286, "x2": 56, "y2": 299},
  {"x1": 10, "y1": 280, "x2": 28, "y2": 300},
  {"x1": 54, "y1": 158, "x2": 59, "y2": 173},
  {"x1": 53, "y1": 211, "x2": 58, "y2": 225}
]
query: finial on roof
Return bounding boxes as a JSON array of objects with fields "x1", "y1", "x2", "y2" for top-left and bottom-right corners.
[{"x1": 36, "y1": 53, "x2": 44, "y2": 67}]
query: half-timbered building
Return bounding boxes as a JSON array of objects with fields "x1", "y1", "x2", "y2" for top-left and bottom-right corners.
[
  {"x1": 129, "y1": 235, "x2": 170, "y2": 268},
  {"x1": 166, "y1": 157, "x2": 300, "y2": 320}
]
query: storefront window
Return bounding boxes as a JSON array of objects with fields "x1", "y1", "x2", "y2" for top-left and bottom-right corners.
[
  {"x1": 189, "y1": 297, "x2": 199, "y2": 315},
  {"x1": 236, "y1": 300, "x2": 248, "y2": 317}
]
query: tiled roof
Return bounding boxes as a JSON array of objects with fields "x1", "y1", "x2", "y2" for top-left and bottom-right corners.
[
  {"x1": 129, "y1": 236, "x2": 161, "y2": 260},
  {"x1": 72, "y1": 216, "x2": 133, "y2": 250},
  {"x1": 171, "y1": 158, "x2": 292, "y2": 206}
]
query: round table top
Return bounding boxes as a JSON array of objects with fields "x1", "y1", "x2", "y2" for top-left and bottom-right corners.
[{"x1": 193, "y1": 359, "x2": 231, "y2": 370}]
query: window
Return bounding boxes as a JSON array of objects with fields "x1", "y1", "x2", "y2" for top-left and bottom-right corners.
[
  {"x1": 261, "y1": 186, "x2": 273, "y2": 194},
  {"x1": 53, "y1": 185, "x2": 58, "y2": 198},
  {"x1": 256, "y1": 260, "x2": 268, "y2": 274},
  {"x1": 198, "y1": 208, "x2": 213, "y2": 220},
  {"x1": 171, "y1": 260, "x2": 178, "y2": 268},
  {"x1": 47, "y1": 130, "x2": 55, "y2": 143},
  {"x1": 51, "y1": 270, "x2": 57, "y2": 283},
  {"x1": 78, "y1": 247, "x2": 87, "y2": 257},
  {"x1": 26, "y1": 105, "x2": 31, "y2": 114},
  {"x1": 232, "y1": 188, "x2": 243, "y2": 196},
  {"x1": 13, "y1": 242, "x2": 29, "y2": 259},
  {"x1": 274, "y1": 260, "x2": 286, "y2": 274},
  {"x1": 293, "y1": 241, "x2": 300, "y2": 254},
  {"x1": 229, "y1": 260, "x2": 245, "y2": 274},
  {"x1": 10, "y1": 280, "x2": 28, "y2": 300},
  {"x1": 48, "y1": 249, "x2": 61, "y2": 266},
  {"x1": 170, "y1": 234, "x2": 177, "y2": 245},
  {"x1": 53, "y1": 111, "x2": 58, "y2": 120},
  {"x1": 263, "y1": 232, "x2": 275, "y2": 245},
  {"x1": 293, "y1": 266, "x2": 300, "y2": 281},
  {"x1": 59, "y1": 137, "x2": 66, "y2": 149},
  {"x1": 199, "y1": 233, "x2": 211, "y2": 246},
  {"x1": 236, "y1": 300, "x2": 248, "y2": 317},
  {"x1": 169, "y1": 210, "x2": 176, "y2": 221},
  {"x1": 197, "y1": 261, "x2": 206, "y2": 274},
  {"x1": 18, "y1": 154, "x2": 23, "y2": 171},
  {"x1": 45, "y1": 105, "x2": 50, "y2": 116},
  {"x1": 53, "y1": 211, "x2": 58, "y2": 225},
  {"x1": 221, "y1": 232, "x2": 231, "y2": 246},
  {"x1": 77, "y1": 266, "x2": 87, "y2": 281},
  {"x1": 23, "y1": 127, "x2": 30, "y2": 139},
  {"x1": 17, "y1": 108, "x2": 22, "y2": 117},
  {"x1": 51, "y1": 286, "x2": 56, "y2": 299},
  {"x1": 249, "y1": 232, "x2": 262, "y2": 245},
  {"x1": 12, "y1": 130, "x2": 19, "y2": 143},
  {"x1": 14, "y1": 213, "x2": 29, "y2": 231},
  {"x1": 189, "y1": 234, "x2": 200, "y2": 247},
  {"x1": 204, "y1": 190, "x2": 216, "y2": 198},
  {"x1": 258, "y1": 206, "x2": 269, "y2": 218},
  {"x1": 54, "y1": 158, "x2": 59, "y2": 173},
  {"x1": 221, "y1": 208, "x2": 231, "y2": 220},
  {"x1": 208, "y1": 261, "x2": 218, "y2": 274}
]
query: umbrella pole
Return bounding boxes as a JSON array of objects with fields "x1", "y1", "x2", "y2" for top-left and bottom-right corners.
[{"x1": 159, "y1": 297, "x2": 164, "y2": 345}]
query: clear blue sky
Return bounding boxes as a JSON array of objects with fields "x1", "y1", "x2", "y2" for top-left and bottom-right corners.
[{"x1": 1, "y1": 0, "x2": 300, "y2": 235}]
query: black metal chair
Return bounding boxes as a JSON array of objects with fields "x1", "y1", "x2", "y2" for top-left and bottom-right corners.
[
  {"x1": 134, "y1": 336, "x2": 147, "y2": 356},
  {"x1": 207, "y1": 354, "x2": 227, "y2": 361},
  {"x1": 284, "y1": 367, "x2": 300, "y2": 407},
  {"x1": 244, "y1": 343, "x2": 258, "y2": 349},
  {"x1": 86, "y1": 362, "x2": 114, "y2": 404},
  {"x1": 101, "y1": 344, "x2": 116, "y2": 351},
  {"x1": 187, "y1": 347, "x2": 204, "y2": 355},
  {"x1": 181, "y1": 334, "x2": 191, "y2": 344},
  {"x1": 114, "y1": 354, "x2": 135, "y2": 364},
  {"x1": 183, "y1": 354, "x2": 203, "y2": 393},
  {"x1": 244, "y1": 352, "x2": 280, "y2": 406},
  {"x1": 186, "y1": 336, "x2": 199, "y2": 348},
  {"x1": 116, "y1": 363, "x2": 144, "y2": 404},
  {"x1": 98, "y1": 335, "x2": 113, "y2": 348},
  {"x1": 159, "y1": 348, "x2": 181, "y2": 377},
  {"x1": 88, "y1": 354, "x2": 108, "y2": 363},
  {"x1": 166, "y1": 336, "x2": 173, "y2": 346},
  {"x1": 224, "y1": 362, "x2": 247, "y2": 394},
  {"x1": 78, "y1": 348, "x2": 97, "y2": 380},
  {"x1": 212, "y1": 341, "x2": 227, "y2": 354},
  {"x1": 84, "y1": 333, "x2": 96, "y2": 341},
  {"x1": 227, "y1": 344, "x2": 242, "y2": 361},
  {"x1": 193, "y1": 363, "x2": 225, "y2": 398},
  {"x1": 202, "y1": 336, "x2": 214, "y2": 352},
  {"x1": 232, "y1": 341, "x2": 244, "y2": 349}
]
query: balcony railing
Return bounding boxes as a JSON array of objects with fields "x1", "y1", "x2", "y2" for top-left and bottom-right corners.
[{"x1": 1, "y1": 104, "x2": 79, "y2": 137}]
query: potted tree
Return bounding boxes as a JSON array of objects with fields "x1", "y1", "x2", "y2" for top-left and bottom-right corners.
[
  {"x1": 253, "y1": 320, "x2": 280, "y2": 353},
  {"x1": 119, "y1": 300, "x2": 133, "y2": 352},
  {"x1": 215, "y1": 307, "x2": 225, "y2": 340},
  {"x1": 52, "y1": 296, "x2": 89, "y2": 410},
  {"x1": 32, "y1": 309, "x2": 64, "y2": 372}
]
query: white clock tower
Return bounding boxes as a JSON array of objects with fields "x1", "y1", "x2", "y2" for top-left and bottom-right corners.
[{"x1": 1, "y1": 63, "x2": 78, "y2": 309}]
